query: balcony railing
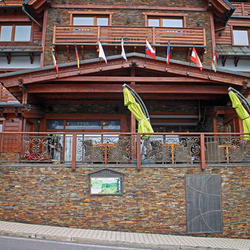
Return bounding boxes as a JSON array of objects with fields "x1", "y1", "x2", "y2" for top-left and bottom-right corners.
[
  {"x1": 1, "y1": 132, "x2": 250, "y2": 170},
  {"x1": 53, "y1": 26, "x2": 206, "y2": 46},
  {"x1": 232, "y1": 3, "x2": 250, "y2": 17}
]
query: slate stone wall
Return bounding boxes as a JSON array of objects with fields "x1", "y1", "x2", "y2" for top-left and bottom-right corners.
[
  {"x1": 45, "y1": 0, "x2": 212, "y2": 66},
  {"x1": 0, "y1": 165, "x2": 249, "y2": 239}
]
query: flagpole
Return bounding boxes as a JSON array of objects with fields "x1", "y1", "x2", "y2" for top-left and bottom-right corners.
[{"x1": 187, "y1": 46, "x2": 193, "y2": 75}]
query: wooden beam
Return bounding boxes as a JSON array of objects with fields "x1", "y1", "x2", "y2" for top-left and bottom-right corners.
[
  {"x1": 51, "y1": 76, "x2": 212, "y2": 83},
  {"x1": 27, "y1": 83, "x2": 229, "y2": 94}
]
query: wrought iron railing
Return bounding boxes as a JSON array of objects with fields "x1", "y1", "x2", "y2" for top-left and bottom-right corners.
[{"x1": 0, "y1": 132, "x2": 250, "y2": 170}]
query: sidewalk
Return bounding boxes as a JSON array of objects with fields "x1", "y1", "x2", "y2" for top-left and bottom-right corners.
[{"x1": 0, "y1": 221, "x2": 249, "y2": 250}]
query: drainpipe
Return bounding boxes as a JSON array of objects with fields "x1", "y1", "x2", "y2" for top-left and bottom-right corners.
[{"x1": 22, "y1": 0, "x2": 42, "y2": 31}]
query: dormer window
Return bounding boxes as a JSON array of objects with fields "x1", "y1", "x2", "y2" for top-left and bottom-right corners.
[{"x1": 0, "y1": 24, "x2": 31, "y2": 42}]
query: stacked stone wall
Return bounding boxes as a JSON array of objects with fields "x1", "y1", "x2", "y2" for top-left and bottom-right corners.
[
  {"x1": 0, "y1": 165, "x2": 249, "y2": 239},
  {"x1": 45, "y1": 0, "x2": 212, "y2": 67}
]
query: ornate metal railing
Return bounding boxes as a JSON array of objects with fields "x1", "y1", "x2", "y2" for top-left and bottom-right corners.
[{"x1": 0, "y1": 132, "x2": 250, "y2": 170}]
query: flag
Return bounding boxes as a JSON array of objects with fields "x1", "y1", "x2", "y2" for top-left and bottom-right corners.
[
  {"x1": 75, "y1": 45, "x2": 80, "y2": 69},
  {"x1": 98, "y1": 41, "x2": 107, "y2": 64},
  {"x1": 51, "y1": 50, "x2": 59, "y2": 74},
  {"x1": 121, "y1": 38, "x2": 127, "y2": 61},
  {"x1": 212, "y1": 50, "x2": 217, "y2": 72},
  {"x1": 191, "y1": 47, "x2": 203, "y2": 70},
  {"x1": 145, "y1": 39, "x2": 156, "y2": 59},
  {"x1": 166, "y1": 43, "x2": 170, "y2": 65}
]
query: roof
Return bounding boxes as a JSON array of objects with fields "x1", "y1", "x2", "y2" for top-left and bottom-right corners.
[{"x1": 216, "y1": 45, "x2": 250, "y2": 57}]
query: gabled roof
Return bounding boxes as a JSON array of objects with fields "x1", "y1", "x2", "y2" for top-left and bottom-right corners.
[{"x1": 0, "y1": 52, "x2": 249, "y2": 106}]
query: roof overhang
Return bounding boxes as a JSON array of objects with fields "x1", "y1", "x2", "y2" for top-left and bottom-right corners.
[{"x1": 0, "y1": 52, "x2": 249, "y2": 106}]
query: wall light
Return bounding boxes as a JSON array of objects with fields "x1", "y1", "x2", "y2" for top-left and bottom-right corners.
[{"x1": 197, "y1": 21, "x2": 200, "y2": 27}]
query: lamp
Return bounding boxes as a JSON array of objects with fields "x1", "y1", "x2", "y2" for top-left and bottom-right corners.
[
  {"x1": 56, "y1": 17, "x2": 60, "y2": 23},
  {"x1": 126, "y1": 18, "x2": 130, "y2": 24},
  {"x1": 197, "y1": 20, "x2": 200, "y2": 27}
]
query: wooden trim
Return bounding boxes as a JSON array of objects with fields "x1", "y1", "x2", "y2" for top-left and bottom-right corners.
[
  {"x1": 143, "y1": 12, "x2": 187, "y2": 27},
  {"x1": 210, "y1": 11, "x2": 215, "y2": 55},
  {"x1": 43, "y1": 113, "x2": 127, "y2": 132},
  {"x1": 40, "y1": 7, "x2": 48, "y2": 67},
  {"x1": 30, "y1": 22, "x2": 34, "y2": 42},
  {"x1": 68, "y1": 11, "x2": 114, "y2": 26},
  {"x1": 142, "y1": 12, "x2": 188, "y2": 17},
  {"x1": 68, "y1": 11, "x2": 115, "y2": 15},
  {"x1": 53, "y1": 4, "x2": 207, "y2": 11}
]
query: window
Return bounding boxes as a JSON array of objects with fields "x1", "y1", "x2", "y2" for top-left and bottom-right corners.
[
  {"x1": 89, "y1": 169, "x2": 123, "y2": 195},
  {"x1": 46, "y1": 119, "x2": 120, "y2": 131},
  {"x1": 73, "y1": 16, "x2": 109, "y2": 26},
  {"x1": 143, "y1": 12, "x2": 187, "y2": 28},
  {"x1": 148, "y1": 17, "x2": 183, "y2": 28},
  {"x1": 233, "y1": 28, "x2": 250, "y2": 45},
  {"x1": 0, "y1": 24, "x2": 31, "y2": 42},
  {"x1": 69, "y1": 11, "x2": 113, "y2": 26}
]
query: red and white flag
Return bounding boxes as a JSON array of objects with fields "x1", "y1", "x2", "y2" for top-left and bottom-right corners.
[
  {"x1": 98, "y1": 41, "x2": 107, "y2": 64},
  {"x1": 51, "y1": 50, "x2": 59, "y2": 74},
  {"x1": 191, "y1": 47, "x2": 203, "y2": 70},
  {"x1": 145, "y1": 39, "x2": 156, "y2": 59},
  {"x1": 212, "y1": 51, "x2": 217, "y2": 72}
]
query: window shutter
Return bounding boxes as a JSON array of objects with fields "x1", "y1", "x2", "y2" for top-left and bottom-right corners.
[{"x1": 186, "y1": 174, "x2": 223, "y2": 234}]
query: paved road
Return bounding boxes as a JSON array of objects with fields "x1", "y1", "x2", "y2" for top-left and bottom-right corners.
[{"x1": 0, "y1": 235, "x2": 164, "y2": 250}]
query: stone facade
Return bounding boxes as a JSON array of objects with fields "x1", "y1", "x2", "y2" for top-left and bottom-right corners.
[
  {"x1": 0, "y1": 165, "x2": 249, "y2": 239},
  {"x1": 45, "y1": 0, "x2": 212, "y2": 66}
]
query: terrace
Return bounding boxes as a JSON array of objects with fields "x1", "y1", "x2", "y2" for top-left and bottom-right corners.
[{"x1": 1, "y1": 132, "x2": 250, "y2": 170}]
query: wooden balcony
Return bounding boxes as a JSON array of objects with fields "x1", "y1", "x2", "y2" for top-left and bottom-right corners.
[
  {"x1": 53, "y1": 25, "x2": 206, "y2": 52},
  {"x1": 232, "y1": 3, "x2": 250, "y2": 17}
]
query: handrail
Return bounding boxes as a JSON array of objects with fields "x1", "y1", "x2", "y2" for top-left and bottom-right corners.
[
  {"x1": 232, "y1": 3, "x2": 250, "y2": 17},
  {"x1": 0, "y1": 132, "x2": 249, "y2": 170},
  {"x1": 53, "y1": 26, "x2": 206, "y2": 46}
]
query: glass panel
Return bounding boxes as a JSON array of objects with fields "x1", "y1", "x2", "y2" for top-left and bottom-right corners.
[
  {"x1": 0, "y1": 123, "x2": 2, "y2": 132},
  {"x1": 233, "y1": 30, "x2": 249, "y2": 45},
  {"x1": 91, "y1": 177, "x2": 122, "y2": 194},
  {"x1": 162, "y1": 18, "x2": 183, "y2": 28},
  {"x1": 103, "y1": 134, "x2": 120, "y2": 144},
  {"x1": 46, "y1": 120, "x2": 64, "y2": 130},
  {"x1": 97, "y1": 18, "x2": 109, "y2": 26},
  {"x1": 65, "y1": 120, "x2": 101, "y2": 130},
  {"x1": 148, "y1": 19, "x2": 160, "y2": 27},
  {"x1": 64, "y1": 134, "x2": 72, "y2": 162},
  {"x1": 73, "y1": 17, "x2": 94, "y2": 25},
  {"x1": 0, "y1": 26, "x2": 12, "y2": 41},
  {"x1": 14, "y1": 26, "x2": 31, "y2": 41},
  {"x1": 103, "y1": 120, "x2": 120, "y2": 130}
]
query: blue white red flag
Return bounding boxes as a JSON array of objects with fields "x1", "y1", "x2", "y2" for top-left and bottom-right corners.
[
  {"x1": 145, "y1": 39, "x2": 156, "y2": 59},
  {"x1": 166, "y1": 43, "x2": 170, "y2": 65}
]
